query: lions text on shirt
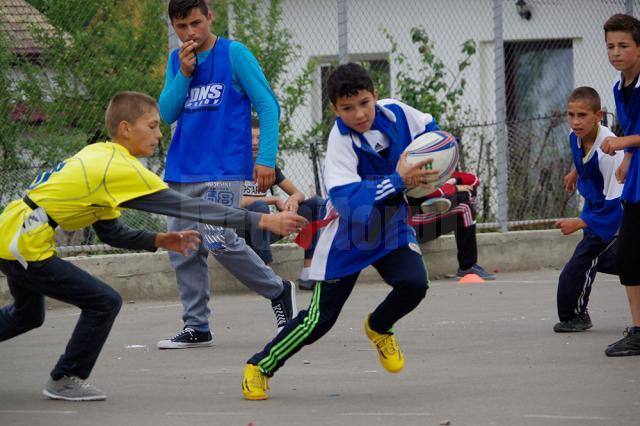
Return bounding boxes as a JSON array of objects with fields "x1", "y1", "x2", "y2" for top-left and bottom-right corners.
[{"x1": 164, "y1": 37, "x2": 253, "y2": 183}]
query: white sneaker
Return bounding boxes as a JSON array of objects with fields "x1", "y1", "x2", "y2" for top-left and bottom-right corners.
[{"x1": 420, "y1": 197, "x2": 452, "y2": 214}]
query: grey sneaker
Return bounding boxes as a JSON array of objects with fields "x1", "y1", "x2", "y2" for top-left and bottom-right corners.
[
  {"x1": 43, "y1": 375, "x2": 106, "y2": 401},
  {"x1": 457, "y1": 264, "x2": 496, "y2": 280},
  {"x1": 157, "y1": 327, "x2": 213, "y2": 349},
  {"x1": 554, "y1": 312, "x2": 593, "y2": 332}
]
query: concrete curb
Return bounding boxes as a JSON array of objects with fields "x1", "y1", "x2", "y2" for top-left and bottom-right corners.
[{"x1": 0, "y1": 229, "x2": 578, "y2": 307}]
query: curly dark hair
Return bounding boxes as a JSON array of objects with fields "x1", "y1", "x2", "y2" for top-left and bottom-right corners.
[{"x1": 326, "y1": 63, "x2": 374, "y2": 105}]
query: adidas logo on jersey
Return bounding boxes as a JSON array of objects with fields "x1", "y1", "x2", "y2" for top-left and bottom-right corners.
[{"x1": 185, "y1": 83, "x2": 225, "y2": 110}]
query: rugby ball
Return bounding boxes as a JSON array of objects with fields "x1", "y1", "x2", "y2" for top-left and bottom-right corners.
[{"x1": 404, "y1": 130, "x2": 459, "y2": 198}]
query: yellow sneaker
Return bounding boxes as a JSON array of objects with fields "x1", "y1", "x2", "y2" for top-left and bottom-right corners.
[
  {"x1": 364, "y1": 316, "x2": 404, "y2": 373},
  {"x1": 242, "y1": 364, "x2": 270, "y2": 400}
]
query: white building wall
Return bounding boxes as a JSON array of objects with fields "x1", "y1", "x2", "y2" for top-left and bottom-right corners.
[{"x1": 270, "y1": 0, "x2": 628, "y2": 204}]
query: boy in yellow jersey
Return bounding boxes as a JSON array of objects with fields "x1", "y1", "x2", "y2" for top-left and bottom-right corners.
[{"x1": 0, "y1": 91, "x2": 307, "y2": 401}]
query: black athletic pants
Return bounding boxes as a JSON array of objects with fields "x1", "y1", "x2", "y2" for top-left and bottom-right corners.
[
  {"x1": 0, "y1": 257, "x2": 122, "y2": 380},
  {"x1": 410, "y1": 191, "x2": 478, "y2": 270},
  {"x1": 556, "y1": 232, "x2": 618, "y2": 322},
  {"x1": 247, "y1": 245, "x2": 428, "y2": 376}
]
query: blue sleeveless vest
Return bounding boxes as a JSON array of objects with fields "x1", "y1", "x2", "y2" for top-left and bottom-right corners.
[{"x1": 165, "y1": 37, "x2": 253, "y2": 183}]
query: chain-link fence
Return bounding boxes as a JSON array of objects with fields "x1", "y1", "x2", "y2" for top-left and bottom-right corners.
[{"x1": 0, "y1": 0, "x2": 636, "y2": 255}]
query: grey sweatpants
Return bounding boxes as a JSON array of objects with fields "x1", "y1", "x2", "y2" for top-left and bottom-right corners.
[{"x1": 167, "y1": 181, "x2": 283, "y2": 328}]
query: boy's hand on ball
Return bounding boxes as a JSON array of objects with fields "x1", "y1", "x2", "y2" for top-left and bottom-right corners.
[
  {"x1": 156, "y1": 230, "x2": 201, "y2": 256},
  {"x1": 397, "y1": 153, "x2": 439, "y2": 189}
]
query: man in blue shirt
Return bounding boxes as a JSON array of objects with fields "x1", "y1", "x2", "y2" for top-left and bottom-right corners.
[{"x1": 157, "y1": 0, "x2": 296, "y2": 349}]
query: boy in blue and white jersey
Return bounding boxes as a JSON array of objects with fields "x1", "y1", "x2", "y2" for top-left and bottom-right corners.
[
  {"x1": 157, "y1": 0, "x2": 296, "y2": 349},
  {"x1": 599, "y1": 14, "x2": 640, "y2": 356},
  {"x1": 553, "y1": 87, "x2": 622, "y2": 333},
  {"x1": 241, "y1": 63, "x2": 441, "y2": 400}
]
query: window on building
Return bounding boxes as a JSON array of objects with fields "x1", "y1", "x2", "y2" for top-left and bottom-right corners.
[
  {"x1": 318, "y1": 58, "x2": 390, "y2": 143},
  {"x1": 504, "y1": 39, "x2": 574, "y2": 219}
]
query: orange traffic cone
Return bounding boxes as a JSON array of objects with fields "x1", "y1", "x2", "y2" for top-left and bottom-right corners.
[{"x1": 458, "y1": 273, "x2": 485, "y2": 284}]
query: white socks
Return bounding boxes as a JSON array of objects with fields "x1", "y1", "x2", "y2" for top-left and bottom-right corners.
[{"x1": 299, "y1": 267, "x2": 310, "y2": 280}]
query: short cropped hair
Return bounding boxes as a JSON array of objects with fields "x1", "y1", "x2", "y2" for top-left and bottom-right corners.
[
  {"x1": 105, "y1": 91, "x2": 158, "y2": 138},
  {"x1": 168, "y1": 0, "x2": 209, "y2": 21},
  {"x1": 251, "y1": 115, "x2": 260, "y2": 129},
  {"x1": 567, "y1": 87, "x2": 601, "y2": 112},
  {"x1": 326, "y1": 63, "x2": 374, "y2": 105},
  {"x1": 604, "y1": 14, "x2": 640, "y2": 45}
]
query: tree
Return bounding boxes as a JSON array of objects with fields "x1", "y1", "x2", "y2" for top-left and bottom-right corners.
[
  {"x1": 384, "y1": 27, "x2": 476, "y2": 139},
  {"x1": 212, "y1": 0, "x2": 317, "y2": 151},
  {"x1": 13, "y1": 0, "x2": 168, "y2": 172}
]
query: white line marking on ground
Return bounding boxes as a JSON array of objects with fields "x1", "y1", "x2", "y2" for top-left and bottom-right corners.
[
  {"x1": 47, "y1": 302, "x2": 182, "y2": 319},
  {"x1": 524, "y1": 414, "x2": 609, "y2": 421},
  {"x1": 0, "y1": 410, "x2": 77, "y2": 414},
  {"x1": 342, "y1": 412, "x2": 434, "y2": 416},
  {"x1": 139, "y1": 303, "x2": 182, "y2": 310},
  {"x1": 166, "y1": 411, "x2": 248, "y2": 416}
]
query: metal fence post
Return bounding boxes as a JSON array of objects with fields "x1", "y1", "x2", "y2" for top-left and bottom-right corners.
[
  {"x1": 337, "y1": 0, "x2": 348, "y2": 64},
  {"x1": 167, "y1": 2, "x2": 179, "y2": 137},
  {"x1": 494, "y1": 0, "x2": 509, "y2": 232}
]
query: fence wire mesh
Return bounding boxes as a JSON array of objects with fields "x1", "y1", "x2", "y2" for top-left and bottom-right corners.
[{"x1": 0, "y1": 0, "x2": 637, "y2": 255}]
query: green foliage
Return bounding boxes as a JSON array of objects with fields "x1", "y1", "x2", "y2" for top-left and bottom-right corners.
[
  {"x1": 0, "y1": 29, "x2": 20, "y2": 169},
  {"x1": 3, "y1": 0, "x2": 169, "y2": 175},
  {"x1": 210, "y1": 0, "x2": 230, "y2": 38},
  {"x1": 26, "y1": 0, "x2": 102, "y2": 32},
  {"x1": 212, "y1": 0, "x2": 316, "y2": 151},
  {"x1": 384, "y1": 27, "x2": 476, "y2": 134},
  {"x1": 34, "y1": 0, "x2": 167, "y2": 138}
]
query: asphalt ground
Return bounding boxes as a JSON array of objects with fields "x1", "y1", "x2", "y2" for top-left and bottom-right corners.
[{"x1": 0, "y1": 269, "x2": 638, "y2": 426}]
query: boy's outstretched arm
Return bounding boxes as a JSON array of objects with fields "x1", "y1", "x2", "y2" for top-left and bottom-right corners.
[
  {"x1": 120, "y1": 188, "x2": 307, "y2": 236},
  {"x1": 92, "y1": 219, "x2": 200, "y2": 256}
]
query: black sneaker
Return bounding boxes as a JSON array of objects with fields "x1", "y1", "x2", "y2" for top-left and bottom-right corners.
[
  {"x1": 271, "y1": 280, "x2": 297, "y2": 332},
  {"x1": 553, "y1": 312, "x2": 593, "y2": 332},
  {"x1": 157, "y1": 327, "x2": 213, "y2": 349},
  {"x1": 297, "y1": 278, "x2": 316, "y2": 291},
  {"x1": 605, "y1": 327, "x2": 640, "y2": 357}
]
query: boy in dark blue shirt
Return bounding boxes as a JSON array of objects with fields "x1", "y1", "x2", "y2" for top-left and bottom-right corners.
[
  {"x1": 554, "y1": 87, "x2": 623, "y2": 333},
  {"x1": 599, "y1": 14, "x2": 640, "y2": 356}
]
